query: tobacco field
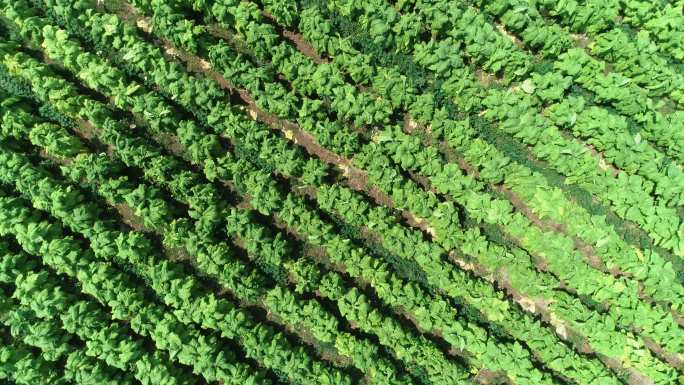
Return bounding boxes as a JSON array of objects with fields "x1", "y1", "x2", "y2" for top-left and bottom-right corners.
[{"x1": 0, "y1": 0, "x2": 684, "y2": 384}]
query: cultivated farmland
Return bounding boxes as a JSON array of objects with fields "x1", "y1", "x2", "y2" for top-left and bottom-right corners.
[{"x1": 1, "y1": 0, "x2": 683, "y2": 384}]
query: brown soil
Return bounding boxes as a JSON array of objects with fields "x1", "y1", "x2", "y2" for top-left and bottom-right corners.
[
  {"x1": 113, "y1": 203, "x2": 148, "y2": 232},
  {"x1": 474, "y1": 370, "x2": 510, "y2": 385},
  {"x1": 673, "y1": 311, "x2": 684, "y2": 327},
  {"x1": 163, "y1": 243, "x2": 194, "y2": 262},
  {"x1": 475, "y1": 69, "x2": 500, "y2": 88},
  {"x1": 496, "y1": 23, "x2": 525, "y2": 49},
  {"x1": 642, "y1": 335, "x2": 684, "y2": 369},
  {"x1": 74, "y1": 118, "x2": 100, "y2": 140},
  {"x1": 152, "y1": 132, "x2": 186, "y2": 158},
  {"x1": 570, "y1": 33, "x2": 593, "y2": 49},
  {"x1": 206, "y1": 24, "x2": 234, "y2": 42},
  {"x1": 284, "y1": 31, "x2": 327, "y2": 64},
  {"x1": 260, "y1": 9, "x2": 327, "y2": 64},
  {"x1": 38, "y1": 149, "x2": 72, "y2": 166}
]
